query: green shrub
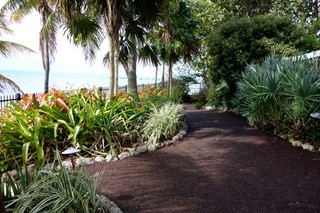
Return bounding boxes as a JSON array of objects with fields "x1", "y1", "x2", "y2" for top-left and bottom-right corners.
[
  {"x1": 195, "y1": 102, "x2": 204, "y2": 109},
  {"x1": 207, "y1": 14, "x2": 318, "y2": 107}
]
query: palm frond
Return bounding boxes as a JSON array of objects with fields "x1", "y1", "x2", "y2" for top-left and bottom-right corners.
[
  {"x1": 0, "y1": 74, "x2": 23, "y2": 94},
  {"x1": 0, "y1": 40, "x2": 34, "y2": 58}
]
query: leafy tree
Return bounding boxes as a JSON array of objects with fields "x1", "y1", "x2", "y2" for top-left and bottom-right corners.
[
  {"x1": 186, "y1": 0, "x2": 225, "y2": 84},
  {"x1": 207, "y1": 14, "x2": 319, "y2": 107}
]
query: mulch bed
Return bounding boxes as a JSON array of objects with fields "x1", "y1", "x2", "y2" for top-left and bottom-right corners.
[{"x1": 87, "y1": 104, "x2": 320, "y2": 213}]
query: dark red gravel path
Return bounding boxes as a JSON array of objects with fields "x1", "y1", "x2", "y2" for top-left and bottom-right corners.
[{"x1": 87, "y1": 105, "x2": 320, "y2": 213}]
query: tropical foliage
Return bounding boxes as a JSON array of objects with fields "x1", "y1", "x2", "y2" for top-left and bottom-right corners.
[
  {"x1": 2, "y1": 153, "x2": 107, "y2": 213},
  {"x1": 143, "y1": 102, "x2": 185, "y2": 146},
  {"x1": 206, "y1": 14, "x2": 318, "y2": 107},
  {"x1": 235, "y1": 55, "x2": 320, "y2": 146},
  {"x1": 0, "y1": 86, "x2": 185, "y2": 171}
]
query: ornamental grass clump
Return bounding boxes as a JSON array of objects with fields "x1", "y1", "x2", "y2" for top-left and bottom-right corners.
[
  {"x1": 2, "y1": 153, "x2": 107, "y2": 213},
  {"x1": 143, "y1": 102, "x2": 185, "y2": 146}
]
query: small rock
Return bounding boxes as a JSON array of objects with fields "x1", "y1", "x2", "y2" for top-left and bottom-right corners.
[
  {"x1": 98, "y1": 195, "x2": 123, "y2": 213},
  {"x1": 301, "y1": 143, "x2": 314, "y2": 151},
  {"x1": 27, "y1": 164, "x2": 36, "y2": 172},
  {"x1": 95, "y1": 156, "x2": 105, "y2": 163},
  {"x1": 163, "y1": 140, "x2": 173, "y2": 146},
  {"x1": 106, "y1": 154, "x2": 114, "y2": 162},
  {"x1": 172, "y1": 135, "x2": 180, "y2": 143},
  {"x1": 55, "y1": 160, "x2": 73, "y2": 172},
  {"x1": 136, "y1": 145, "x2": 148, "y2": 154},
  {"x1": 109, "y1": 205, "x2": 124, "y2": 213},
  {"x1": 290, "y1": 139, "x2": 302, "y2": 147},
  {"x1": 76, "y1": 157, "x2": 94, "y2": 166},
  {"x1": 2, "y1": 170, "x2": 17, "y2": 181},
  {"x1": 179, "y1": 130, "x2": 187, "y2": 136},
  {"x1": 131, "y1": 151, "x2": 140, "y2": 156},
  {"x1": 118, "y1": 152, "x2": 130, "y2": 160},
  {"x1": 125, "y1": 147, "x2": 136, "y2": 152},
  {"x1": 148, "y1": 145, "x2": 157, "y2": 152},
  {"x1": 205, "y1": 106, "x2": 213, "y2": 111}
]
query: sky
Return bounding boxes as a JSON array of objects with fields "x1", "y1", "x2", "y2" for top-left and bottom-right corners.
[{"x1": 0, "y1": 3, "x2": 157, "y2": 78}]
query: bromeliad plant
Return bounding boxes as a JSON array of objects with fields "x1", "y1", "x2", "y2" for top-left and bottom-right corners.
[{"x1": 0, "y1": 88, "x2": 150, "y2": 171}]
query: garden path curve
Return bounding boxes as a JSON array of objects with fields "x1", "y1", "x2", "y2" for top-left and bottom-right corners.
[{"x1": 87, "y1": 104, "x2": 320, "y2": 213}]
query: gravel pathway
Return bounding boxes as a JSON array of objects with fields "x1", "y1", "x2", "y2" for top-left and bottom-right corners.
[{"x1": 88, "y1": 105, "x2": 320, "y2": 213}]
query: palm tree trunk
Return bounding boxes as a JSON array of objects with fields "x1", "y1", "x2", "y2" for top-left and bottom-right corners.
[
  {"x1": 155, "y1": 66, "x2": 158, "y2": 87},
  {"x1": 44, "y1": 39, "x2": 50, "y2": 94},
  {"x1": 162, "y1": 63, "x2": 165, "y2": 88},
  {"x1": 108, "y1": 33, "x2": 115, "y2": 99},
  {"x1": 168, "y1": 59, "x2": 173, "y2": 95},
  {"x1": 105, "y1": 0, "x2": 121, "y2": 99},
  {"x1": 127, "y1": 35, "x2": 138, "y2": 97}
]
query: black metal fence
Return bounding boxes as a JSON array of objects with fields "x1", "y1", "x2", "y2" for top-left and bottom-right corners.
[{"x1": 0, "y1": 94, "x2": 22, "y2": 109}]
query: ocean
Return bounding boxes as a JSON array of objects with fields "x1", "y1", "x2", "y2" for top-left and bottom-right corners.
[{"x1": 0, "y1": 70, "x2": 159, "y2": 95}]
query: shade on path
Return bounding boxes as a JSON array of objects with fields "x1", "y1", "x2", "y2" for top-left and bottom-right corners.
[{"x1": 88, "y1": 105, "x2": 320, "y2": 213}]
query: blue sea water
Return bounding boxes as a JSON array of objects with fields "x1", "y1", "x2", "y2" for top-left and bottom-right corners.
[{"x1": 0, "y1": 70, "x2": 158, "y2": 95}]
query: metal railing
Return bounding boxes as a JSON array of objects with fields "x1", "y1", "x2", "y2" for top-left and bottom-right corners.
[{"x1": 0, "y1": 93, "x2": 22, "y2": 109}]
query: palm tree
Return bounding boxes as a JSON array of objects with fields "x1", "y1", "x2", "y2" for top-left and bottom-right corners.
[
  {"x1": 2, "y1": 0, "x2": 59, "y2": 94},
  {"x1": 102, "y1": 0, "x2": 162, "y2": 97},
  {"x1": 158, "y1": 0, "x2": 199, "y2": 94},
  {"x1": 60, "y1": 0, "x2": 164, "y2": 99},
  {"x1": 0, "y1": 12, "x2": 33, "y2": 94}
]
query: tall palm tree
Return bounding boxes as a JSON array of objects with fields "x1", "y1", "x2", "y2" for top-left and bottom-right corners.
[
  {"x1": 2, "y1": 0, "x2": 59, "y2": 94},
  {"x1": 0, "y1": 12, "x2": 33, "y2": 94},
  {"x1": 61, "y1": 0, "x2": 163, "y2": 99},
  {"x1": 102, "y1": 0, "x2": 162, "y2": 97},
  {"x1": 158, "y1": 0, "x2": 199, "y2": 94}
]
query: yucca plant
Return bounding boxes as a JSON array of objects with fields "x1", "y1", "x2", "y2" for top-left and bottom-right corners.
[
  {"x1": 235, "y1": 55, "x2": 285, "y2": 131},
  {"x1": 143, "y1": 102, "x2": 185, "y2": 146},
  {"x1": 3, "y1": 152, "x2": 107, "y2": 213},
  {"x1": 236, "y1": 54, "x2": 320, "y2": 143},
  {"x1": 280, "y1": 59, "x2": 320, "y2": 138}
]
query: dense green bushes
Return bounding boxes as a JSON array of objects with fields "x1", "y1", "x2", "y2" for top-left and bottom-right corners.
[
  {"x1": 207, "y1": 14, "x2": 319, "y2": 107},
  {"x1": 235, "y1": 55, "x2": 320, "y2": 146}
]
